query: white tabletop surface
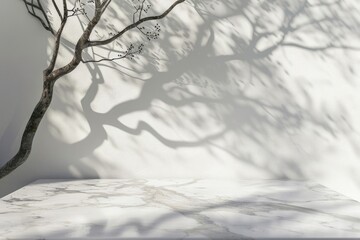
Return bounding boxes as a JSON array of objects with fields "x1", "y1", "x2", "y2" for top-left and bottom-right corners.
[{"x1": 1, "y1": 179, "x2": 360, "y2": 239}]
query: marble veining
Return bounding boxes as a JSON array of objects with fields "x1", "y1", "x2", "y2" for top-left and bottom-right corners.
[{"x1": 1, "y1": 179, "x2": 360, "y2": 239}]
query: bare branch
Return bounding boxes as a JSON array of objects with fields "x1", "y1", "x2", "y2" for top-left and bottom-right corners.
[
  {"x1": 86, "y1": 0, "x2": 185, "y2": 48},
  {"x1": 101, "y1": 0, "x2": 112, "y2": 13},
  {"x1": 36, "y1": 0, "x2": 55, "y2": 33},
  {"x1": 132, "y1": 5, "x2": 141, "y2": 23},
  {"x1": 1, "y1": 0, "x2": 186, "y2": 179},
  {"x1": 82, "y1": 52, "x2": 128, "y2": 63},
  {"x1": 48, "y1": 0, "x2": 104, "y2": 81},
  {"x1": 44, "y1": 0, "x2": 68, "y2": 75},
  {"x1": 23, "y1": 0, "x2": 55, "y2": 34},
  {"x1": 52, "y1": 0, "x2": 63, "y2": 19},
  {"x1": 82, "y1": 43, "x2": 144, "y2": 63},
  {"x1": 138, "y1": 0, "x2": 146, "y2": 20},
  {"x1": 67, "y1": 0, "x2": 87, "y2": 18}
]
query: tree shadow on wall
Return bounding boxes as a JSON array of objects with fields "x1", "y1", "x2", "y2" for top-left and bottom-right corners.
[{"x1": 27, "y1": 0, "x2": 360, "y2": 181}]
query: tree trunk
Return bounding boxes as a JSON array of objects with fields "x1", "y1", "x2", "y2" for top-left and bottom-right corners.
[{"x1": 0, "y1": 78, "x2": 55, "y2": 178}]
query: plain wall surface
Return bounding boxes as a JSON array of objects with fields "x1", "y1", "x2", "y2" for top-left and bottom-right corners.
[
  {"x1": 1, "y1": 0, "x2": 360, "y2": 201},
  {"x1": 0, "y1": 0, "x2": 48, "y2": 196}
]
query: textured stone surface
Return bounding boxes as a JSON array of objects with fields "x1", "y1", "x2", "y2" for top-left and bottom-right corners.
[{"x1": 1, "y1": 179, "x2": 360, "y2": 239}]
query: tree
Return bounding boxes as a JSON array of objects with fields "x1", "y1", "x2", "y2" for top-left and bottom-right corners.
[{"x1": 0, "y1": 0, "x2": 185, "y2": 179}]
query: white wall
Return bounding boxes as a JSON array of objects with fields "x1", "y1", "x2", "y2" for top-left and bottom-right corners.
[
  {"x1": 0, "y1": 0, "x2": 48, "y2": 197},
  {"x1": 1, "y1": 0, "x2": 360, "y2": 201}
]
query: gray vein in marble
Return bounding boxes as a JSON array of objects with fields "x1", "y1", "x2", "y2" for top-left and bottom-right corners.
[{"x1": 1, "y1": 179, "x2": 360, "y2": 239}]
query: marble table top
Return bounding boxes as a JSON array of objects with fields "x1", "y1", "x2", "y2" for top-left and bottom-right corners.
[{"x1": 1, "y1": 179, "x2": 360, "y2": 239}]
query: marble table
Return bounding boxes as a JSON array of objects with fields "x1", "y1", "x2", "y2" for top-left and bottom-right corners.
[{"x1": 1, "y1": 179, "x2": 360, "y2": 239}]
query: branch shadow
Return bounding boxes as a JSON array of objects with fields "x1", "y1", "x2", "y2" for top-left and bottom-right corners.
[{"x1": 3, "y1": 0, "x2": 359, "y2": 195}]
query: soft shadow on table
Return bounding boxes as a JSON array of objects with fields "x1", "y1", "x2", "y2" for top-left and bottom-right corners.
[
  {"x1": 5, "y1": 180, "x2": 360, "y2": 239},
  {"x1": 1, "y1": 0, "x2": 360, "y2": 199}
]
